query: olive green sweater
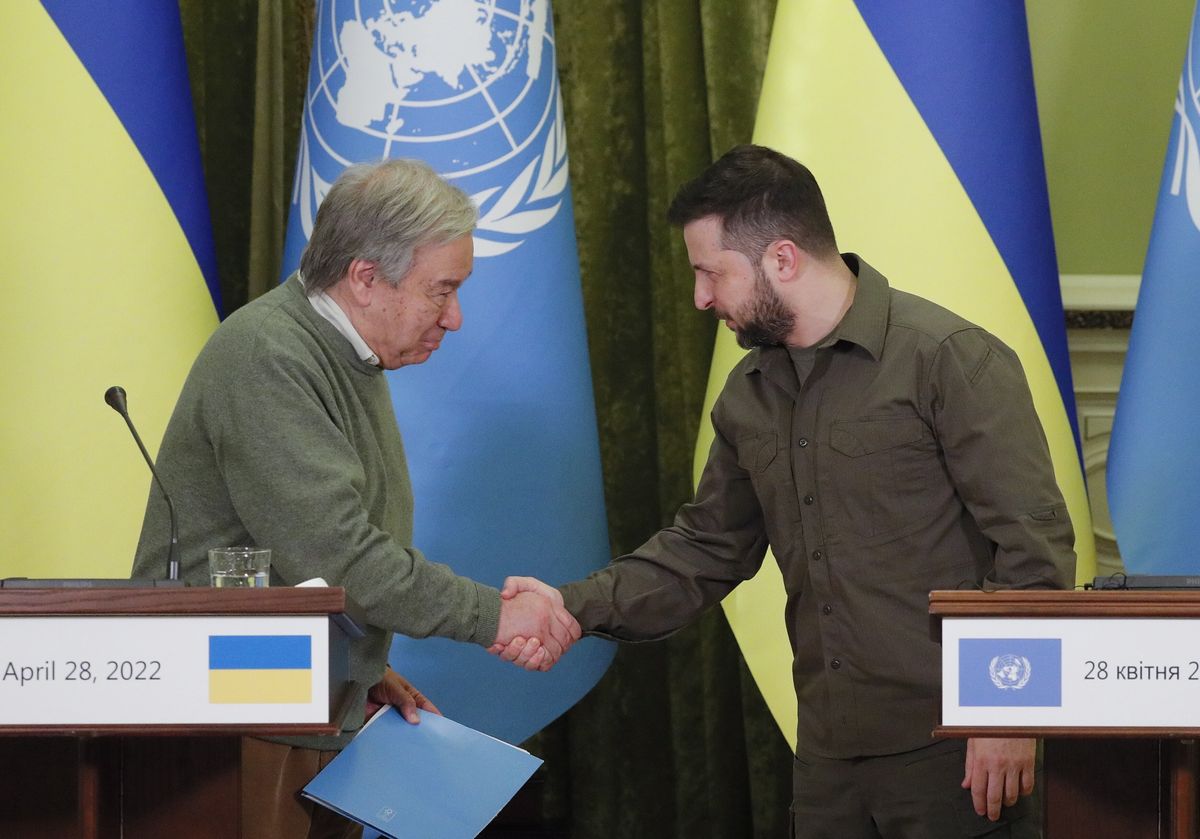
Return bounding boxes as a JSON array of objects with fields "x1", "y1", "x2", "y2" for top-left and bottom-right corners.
[{"x1": 132, "y1": 275, "x2": 501, "y2": 748}]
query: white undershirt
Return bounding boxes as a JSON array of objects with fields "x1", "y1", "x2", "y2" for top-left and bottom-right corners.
[{"x1": 300, "y1": 272, "x2": 380, "y2": 366}]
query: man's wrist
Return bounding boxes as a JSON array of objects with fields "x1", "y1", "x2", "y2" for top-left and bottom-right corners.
[
  {"x1": 473, "y1": 584, "x2": 503, "y2": 646},
  {"x1": 558, "y1": 583, "x2": 591, "y2": 633}
]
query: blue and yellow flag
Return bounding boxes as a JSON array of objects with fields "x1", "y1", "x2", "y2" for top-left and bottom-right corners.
[
  {"x1": 209, "y1": 635, "x2": 313, "y2": 704},
  {"x1": 1108, "y1": 3, "x2": 1200, "y2": 574},
  {"x1": 0, "y1": 2, "x2": 220, "y2": 579},
  {"x1": 700, "y1": 1, "x2": 1095, "y2": 746},
  {"x1": 281, "y1": 1, "x2": 613, "y2": 744}
]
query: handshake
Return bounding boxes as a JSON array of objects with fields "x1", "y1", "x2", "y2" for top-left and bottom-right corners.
[{"x1": 488, "y1": 576, "x2": 581, "y2": 671}]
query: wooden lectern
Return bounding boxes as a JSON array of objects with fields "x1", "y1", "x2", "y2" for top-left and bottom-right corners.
[
  {"x1": 0, "y1": 587, "x2": 362, "y2": 838},
  {"x1": 931, "y1": 590, "x2": 1200, "y2": 839}
]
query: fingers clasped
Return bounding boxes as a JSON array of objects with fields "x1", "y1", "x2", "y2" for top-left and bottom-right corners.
[{"x1": 490, "y1": 576, "x2": 581, "y2": 671}]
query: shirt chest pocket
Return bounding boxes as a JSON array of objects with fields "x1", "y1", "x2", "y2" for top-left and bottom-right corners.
[
  {"x1": 735, "y1": 431, "x2": 778, "y2": 473},
  {"x1": 827, "y1": 416, "x2": 944, "y2": 544},
  {"x1": 734, "y1": 430, "x2": 800, "y2": 557}
]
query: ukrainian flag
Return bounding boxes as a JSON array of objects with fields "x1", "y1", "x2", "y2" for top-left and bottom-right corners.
[
  {"x1": 699, "y1": 1, "x2": 1095, "y2": 746},
  {"x1": 0, "y1": 2, "x2": 220, "y2": 579},
  {"x1": 209, "y1": 635, "x2": 313, "y2": 705}
]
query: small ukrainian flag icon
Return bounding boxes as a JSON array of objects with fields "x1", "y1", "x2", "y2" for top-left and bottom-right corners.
[{"x1": 208, "y1": 635, "x2": 312, "y2": 704}]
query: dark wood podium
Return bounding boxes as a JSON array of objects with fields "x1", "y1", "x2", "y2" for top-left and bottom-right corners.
[
  {"x1": 931, "y1": 590, "x2": 1200, "y2": 839},
  {"x1": 0, "y1": 587, "x2": 361, "y2": 838}
]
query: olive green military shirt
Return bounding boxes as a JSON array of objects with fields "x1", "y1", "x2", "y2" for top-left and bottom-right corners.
[{"x1": 561, "y1": 255, "x2": 1075, "y2": 758}]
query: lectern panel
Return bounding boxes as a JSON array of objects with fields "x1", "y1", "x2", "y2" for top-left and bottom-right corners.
[
  {"x1": 0, "y1": 615, "x2": 331, "y2": 726},
  {"x1": 941, "y1": 616, "x2": 1200, "y2": 730}
]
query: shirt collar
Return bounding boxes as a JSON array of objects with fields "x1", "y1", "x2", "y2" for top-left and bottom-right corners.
[
  {"x1": 745, "y1": 253, "x2": 890, "y2": 381},
  {"x1": 829, "y1": 253, "x2": 889, "y2": 362},
  {"x1": 299, "y1": 272, "x2": 380, "y2": 366}
]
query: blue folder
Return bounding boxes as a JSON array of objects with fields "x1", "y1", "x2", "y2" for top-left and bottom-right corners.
[{"x1": 302, "y1": 707, "x2": 543, "y2": 838}]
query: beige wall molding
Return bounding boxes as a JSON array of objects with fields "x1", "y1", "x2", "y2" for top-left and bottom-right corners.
[
  {"x1": 1060, "y1": 274, "x2": 1141, "y2": 312},
  {"x1": 1066, "y1": 328, "x2": 1131, "y2": 577}
]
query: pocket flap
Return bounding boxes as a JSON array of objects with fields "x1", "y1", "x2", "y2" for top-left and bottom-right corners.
[
  {"x1": 829, "y1": 417, "x2": 927, "y2": 457},
  {"x1": 735, "y1": 431, "x2": 778, "y2": 473}
]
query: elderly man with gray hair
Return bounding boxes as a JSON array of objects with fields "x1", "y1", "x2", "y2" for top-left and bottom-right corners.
[{"x1": 131, "y1": 158, "x2": 577, "y2": 838}]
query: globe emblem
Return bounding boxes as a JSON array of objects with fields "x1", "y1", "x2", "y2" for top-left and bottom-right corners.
[
  {"x1": 293, "y1": 0, "x2": 568, "y2": 256},
  {"x1": 1169, "y1": 13, "x2": 1200, "y2": 232},
  {"x1": 988, "y1": 654, "x2": 1032, "y2": 690}
]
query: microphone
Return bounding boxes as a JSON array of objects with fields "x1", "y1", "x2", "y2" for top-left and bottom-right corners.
[{"x1": 105, "y1": 386, "x2": 179, "y2": 581}]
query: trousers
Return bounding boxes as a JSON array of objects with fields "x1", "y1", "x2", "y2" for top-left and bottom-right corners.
[
  {"x1": 240, "y1": 737, "x2": 363, "y2": 839},
  {"x1": 790, "y1": 739, "x2": 1042, "y2": 839}
]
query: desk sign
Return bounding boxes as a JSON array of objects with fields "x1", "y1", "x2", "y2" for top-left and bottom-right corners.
[
  {"x1": 942, "y1": 617, "x2": 1200, "y2": 728},
  {"x1": 0, "y1": 615, "x2": 330, "y2": 725}
]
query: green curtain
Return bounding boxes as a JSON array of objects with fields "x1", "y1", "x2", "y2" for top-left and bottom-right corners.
[{"x1": 179, "y1": 1, "x2": 789, "y2": 835}]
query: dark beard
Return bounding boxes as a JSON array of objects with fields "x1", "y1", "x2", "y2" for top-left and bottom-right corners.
[{"x1": 734, "y1": 270, "x2": 794, "y2": 349}]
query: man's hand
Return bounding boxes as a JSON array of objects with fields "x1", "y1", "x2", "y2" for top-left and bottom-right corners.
[
  {"x1": 491, "y1": 634, "x2": 548, "y2": 670},
  {"x1": 499, "y1": 575, "x2": 580, "y2": 637},
  {"x1": 490, "y1": 577, "x2": 581, "y2": 671},
  {"x1": 962, "y1": 737, "x2": 1036, "y2": 821},
  {"x1": 365, "y1": 667, "x2": 440, "y2": 724}
]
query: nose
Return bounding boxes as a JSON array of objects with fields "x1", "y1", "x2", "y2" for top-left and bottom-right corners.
[
  {"x1": 693, "y1": 275, "x2": 713, "y2": 311},
  {"x1": 439, "y1": 292, "x2": 463, "y2": 332}
]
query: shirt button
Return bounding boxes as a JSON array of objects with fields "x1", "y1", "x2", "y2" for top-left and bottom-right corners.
[
  {"x1": 812, "y1": 550, "x2": 823, "y2": 561},
  {"x1": 822, "y1": 604, "x2": 832, "y2": 615},
  {"x1": 831, "y1": 658, "x2": 842, "y2": 670},
  {"x1": 798, "y1": 438, "x2": 809, "y2": 448},
  {"x1": 803, "y1": 494, "x2": 815, "y2": 505}
]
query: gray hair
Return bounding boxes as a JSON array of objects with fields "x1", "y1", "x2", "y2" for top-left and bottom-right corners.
[{"x1": 300, "y1": 158, "x2": 477, "y2": 292}]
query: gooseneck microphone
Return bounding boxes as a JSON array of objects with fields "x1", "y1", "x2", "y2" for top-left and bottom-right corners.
[{"x1": 105, "y1": 386, "x2": 179, "y2": 581}]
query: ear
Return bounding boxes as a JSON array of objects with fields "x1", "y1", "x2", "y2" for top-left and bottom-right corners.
[
  {"x1": 765, "y1": 239, "x2": 802, "y2": 283},
  {"x1": 341, "y1": 258, "x2": 379, "y2": 307}
]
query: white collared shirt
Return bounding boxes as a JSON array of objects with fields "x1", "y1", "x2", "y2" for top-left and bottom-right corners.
[{"x1": 300, "y1": 272, "x2": 380, "y2": 366}]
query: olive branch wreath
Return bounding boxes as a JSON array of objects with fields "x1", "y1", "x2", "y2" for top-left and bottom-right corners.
[{"x1": 469, "y1": 89, "x2": 569, "y2": 258}]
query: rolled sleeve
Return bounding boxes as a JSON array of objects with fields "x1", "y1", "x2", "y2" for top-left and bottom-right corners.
[{"x1": 928, "y1": 328, "x2": 1076, "y2": 590}]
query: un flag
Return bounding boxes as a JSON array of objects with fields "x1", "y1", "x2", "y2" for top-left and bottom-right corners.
[
  {"x1": 959, "y1": 638, "x2": 1062, "y2": 708},
  {"x1": 1108, "y1": 2, "x2": 1200, "y2": 575},
  {"x1": 281, "y1": 0, "x2": 614, "y2": 744}
]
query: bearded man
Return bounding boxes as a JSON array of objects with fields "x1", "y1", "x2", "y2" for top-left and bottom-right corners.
[{"x1": 498, "y1": 145, "x2": 1075, "y2": 839}]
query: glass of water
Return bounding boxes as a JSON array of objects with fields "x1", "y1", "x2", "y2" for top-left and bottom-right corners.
[{"x1": 208, "y1": 547, "x2": 271, "y2": 588}]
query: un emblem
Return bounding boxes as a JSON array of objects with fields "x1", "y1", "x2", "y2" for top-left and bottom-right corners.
[
  {"x1": 1169, "y1": 15, "x2": 1200, "y2": 233},
  {"x1": 293, "y1": 0, "x2": 567, "y2": 257},
  {"x1": 988, "y1": 654, "x2": 1032, "y2": 691}
]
